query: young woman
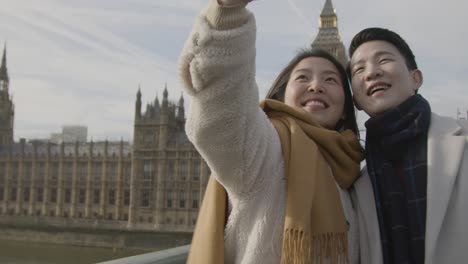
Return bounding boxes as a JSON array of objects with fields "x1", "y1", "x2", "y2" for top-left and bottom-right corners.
[{"x1": 179, "y1": 0, "x2": 363, "y2": 263}]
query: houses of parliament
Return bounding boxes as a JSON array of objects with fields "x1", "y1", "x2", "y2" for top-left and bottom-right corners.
[{"x1": 0, "y1": 0, "x2": 347, "y2": 233}]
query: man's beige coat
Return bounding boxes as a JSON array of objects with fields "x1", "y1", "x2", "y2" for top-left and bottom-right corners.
[{"x1": 354, "y1": 113, "x2": 468, "y2": 264}]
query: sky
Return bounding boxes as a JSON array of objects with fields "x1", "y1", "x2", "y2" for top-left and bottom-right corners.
[{"x1": 0, "y1": 0, "x2": 467, "y2": 141}]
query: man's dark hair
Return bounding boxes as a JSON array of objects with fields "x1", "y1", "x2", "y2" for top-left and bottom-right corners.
[{"x1": 348, "y1": 27, "x2": 418, "y2": 70}]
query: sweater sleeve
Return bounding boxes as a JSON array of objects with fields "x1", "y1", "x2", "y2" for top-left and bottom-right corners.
[{"x1": 178, "y1": 1, "x2": 284, "y2": 196}]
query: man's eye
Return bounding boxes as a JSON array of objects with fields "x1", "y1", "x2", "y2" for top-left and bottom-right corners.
[
  {"x1": 353, "y1": 67, "x2": 364, "y2": 75},
  {"x1": 380, "y1": 58, "x2": 392, "y2": 64}
]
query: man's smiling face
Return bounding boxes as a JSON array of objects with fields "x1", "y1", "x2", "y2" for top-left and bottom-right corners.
[{"x1": 349, "y1": 40, "x2": 423, "y2": 117}]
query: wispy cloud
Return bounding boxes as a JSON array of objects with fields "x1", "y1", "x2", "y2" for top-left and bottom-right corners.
[{"x1": 0, "y1": 0, "x2": 467, "y2": 141}]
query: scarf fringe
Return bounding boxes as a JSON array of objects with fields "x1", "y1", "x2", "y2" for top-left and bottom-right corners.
[{"x1": 281, "y1": 229, "x2": 349, "y2": 264}]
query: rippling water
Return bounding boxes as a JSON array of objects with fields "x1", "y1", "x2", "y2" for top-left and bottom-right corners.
[{"x1": 0, "y1": 239, "x2": 149, "y2": 264}]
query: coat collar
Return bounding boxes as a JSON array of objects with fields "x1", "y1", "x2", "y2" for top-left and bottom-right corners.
[{"x1": 425, "y1": 113, "x2": 466, "y2": 262}]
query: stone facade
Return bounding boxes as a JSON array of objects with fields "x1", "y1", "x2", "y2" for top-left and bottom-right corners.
[{"x1": 0, "y1": 47, "x2": 210, "y2": 232}]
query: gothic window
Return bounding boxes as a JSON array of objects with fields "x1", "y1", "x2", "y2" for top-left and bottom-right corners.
[
  {"x1": 94, "y1": 163, "x2": 102, "y2": 180},
  {"x1": 79, "y1": 163, "x2": 87, "y2": 180},
  {"x1": 167, "y1": 191, "x2": 173, "y2": 208},
  {"x1": 23, "y1": 187, "x2": 30, "y2": 202},
  {"x1": 192, "y1": 160, "x2": 200, "y2": 181},
  {"x1": 124, "y1": 165, "x2": 131, "y2": 181},
  {"x1": 64, "y1": 189, "x2": 71, "y2": 203},
  {"x1": 93, "y1": 189, "x2": 100, "y2": 204},
  {"x1": 143, "y1": 160, "x2": 152, "y2": 181},
  {"x1": 37, "y1": 163, "x2": 45, "y2": 179},
  {"x1": 167, "y1": 160, "x2": 175, "y2": 178},
  {"x1": 124, "y1": 190, "x2": 130, "y2": 206},
  {"x1": 10, "y1": 187, "x2": 16, "y2": 201},
  {"x1": 108, "y1": 189, "x2": 115, "y2": 205},
  {"x1": 179, "y1": 191, "x2": 185, "y2": 208},
  {"x1": 50, "y1": 188, "x2": 57, "y2": 203},
  {"x1": 65, "y1": 162, "x2": 73, "y2": 178},
  {"x1": 141, "y1": 189, "x2": 151, "y2": 207},
  {"x1": 144, "y1": 131, "x2": 154, "y2": 145},
  {"x1": 192, "y1": 191, "x2": 199, "y2": 209},
  {"x1": 51, "y1": 163, "x2": 59, "y2": 181},
  {"x1": 37, "y1": 188, "x2": 43, "y2": 202},
  {"x1": 79, "y1": 189, "x2": 85, "y2": 204},
  {"x1": 25, "y1": 163, "x2": 32, "y2": 179},
  {"x1": 109, "y1": 163, "x2": 117, "y2": 180},
  {"x1": 180, "y1": 160, "x2": 187, "y2": 180},
  {"x1": 0, "y1": 188, "x2": 3, "y2": 201},
  {"x1": 12, "y1": 162, "x2": 18, "y2": 178}
]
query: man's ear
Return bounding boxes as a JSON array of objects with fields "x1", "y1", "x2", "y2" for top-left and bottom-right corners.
[
  {"x1": 411, "y1": 69, "x2": 423, "y2": 93},
  {"x1": 353, "y1": 95, "x2": 362, "y2": 110}
]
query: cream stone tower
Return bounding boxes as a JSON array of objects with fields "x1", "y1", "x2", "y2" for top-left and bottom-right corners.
[{"x1": 311, "y1": 0, "x2": 348, "y2": 66}]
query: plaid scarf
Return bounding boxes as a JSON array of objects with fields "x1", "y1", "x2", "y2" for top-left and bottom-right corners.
[{"x1": 365, "y1": 94, "x2": 431, "y2": 264}]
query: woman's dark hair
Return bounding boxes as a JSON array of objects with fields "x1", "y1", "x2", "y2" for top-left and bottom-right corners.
[{"x1": 265, "y1": 48, "x2": 359, "y2": 137}]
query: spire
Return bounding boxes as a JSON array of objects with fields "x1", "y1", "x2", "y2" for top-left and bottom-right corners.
[
  {"x1": 320, "y1": 0, "x2": 335, "y2": 18},
  {"x1": 162, "y1": 83, "x2": 168, "y2": 111},
  {"x1": 163, "y1": 83, "x2": 168, "y2": 100},
  {"x1": 0, "y1": 43, "x2": 9, "y2": 92},
  {"x1": 0, "y1": 43, "x2": 8, "y2": 81},
  {"x1": 311, "y1": 0, "x2": 347, "y2": 66},
  {"x1": 135, "y1": 85, "x2": 142, "y2": 118},
  {"x1": 153, "y1": 88, "x2": 160, "y2": 115},
  {"x1": 137, "y1": 85, "x2": 141, "y2": 100},
  {"x1": 177, "y1": 93, "x2": 185, "y2": 120}
]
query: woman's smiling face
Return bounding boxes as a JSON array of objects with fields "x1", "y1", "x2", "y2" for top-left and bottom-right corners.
[{"x1": 284, "y1": 57, "x2": 345, "y2": 129}]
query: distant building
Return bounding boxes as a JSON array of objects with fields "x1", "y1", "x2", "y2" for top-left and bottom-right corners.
[
  {"x1": 0, "y1": 46, "x2": 210, "y2": 232},
  {"x1": 50, "y1": 126, "x2": 88, "y2": 144},
  {"x1": 0, "y1": 0, "x2": 344, "y2": 233}
]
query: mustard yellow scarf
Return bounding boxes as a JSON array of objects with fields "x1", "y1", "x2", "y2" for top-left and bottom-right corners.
[{"x1": 187, "y1": 100, "x2": 363, "y2": 264}]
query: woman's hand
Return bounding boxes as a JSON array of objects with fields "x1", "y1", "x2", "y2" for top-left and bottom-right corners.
[{"x1": 217, "y1": 0, "x2": 252, "y2": 7}]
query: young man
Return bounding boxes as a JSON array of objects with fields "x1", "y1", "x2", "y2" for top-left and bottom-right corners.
[{"x1": 348, "y1": 27, "x2": 468, "y2": 264}]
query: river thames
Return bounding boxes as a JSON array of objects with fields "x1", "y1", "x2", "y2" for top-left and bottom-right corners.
[{"x1": 0, "y1": 239, "x2": 149, "y2": 264}]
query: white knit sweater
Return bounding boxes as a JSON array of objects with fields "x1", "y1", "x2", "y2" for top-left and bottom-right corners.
[{"x1": 179, "y1": 2, "x2": 358, "y2": 264}]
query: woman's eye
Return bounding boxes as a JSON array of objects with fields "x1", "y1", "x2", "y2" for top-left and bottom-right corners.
[
  {"x1": 296, "y1": 75, "x2": 307, "y2": 81},
  {"x1": 325, "y1": 77, "x2": 338, "y2": 83}
]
